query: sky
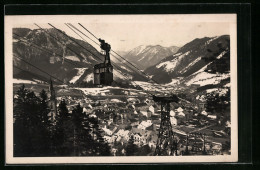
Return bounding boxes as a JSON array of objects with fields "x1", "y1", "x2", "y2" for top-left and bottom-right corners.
[{"x1": 10, "y1": 14, "x2": 235, "y2": 52}]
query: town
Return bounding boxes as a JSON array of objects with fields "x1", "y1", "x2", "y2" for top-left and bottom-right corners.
[{"x1": 14, "y1": 80, "x2": 230, "y2": 156}]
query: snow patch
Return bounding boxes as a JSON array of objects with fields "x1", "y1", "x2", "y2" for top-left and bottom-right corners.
[
  {"x1": 83, "y1": 73, "x2": 93, "y2": 82},
  {"x1": 224, "y1": 83, "x2": 230, "y2": 87},
  {"x1": 13, "y1": 79, "x2": 37, "y2": 84},
  {"x1": 111, "y1": 99, "x2": 123, "y2": 103},
  {"x1": 65, "y1": 56, "x2": 80, "y2": 62},
  {"x1": 114, "y1": 69, "x2": 131, "y2": 80},
  {"x1": 186, "y1": 71, "x2": 229, "y2": 86},
  {"x1": 205, "y1": 36, "x2": 219, "y2": 45},
  {"x1": 120, "y1": 66, "x2": 132, "y2": 73},
  {"x1": 156, "y1": 51, "x2": 190, "y2": 72},
  {"x1": 167, "y1": 78, "x2": 181, "y2": 85},
  {"x1": 134, "y1": 45, "x2": 147, "y2": 55},
  {"x1": 69, "y1": 68, "x2": 87, "y2": 84},
  {"x1": 216, "y1": 51, "x2": 227, "y2": 59}
]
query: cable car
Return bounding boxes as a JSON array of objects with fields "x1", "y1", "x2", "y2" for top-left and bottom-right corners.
[{"x1": 94, "y1": 39, "x2": 113, "y2": 86}]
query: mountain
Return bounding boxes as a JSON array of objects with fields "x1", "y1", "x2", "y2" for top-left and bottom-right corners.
[
  {"x1": 13, "y1": 27, "x2": 230, "y2": 91},
  {"x1": 122, "y1": 45, "x2": 179, "y2": 69},
  {"x1": 12, "y1": 28, "x2": 135, "y2": 86},
  {"x1": 145, "y1": 35, "x2": 230, "y2": 84}
]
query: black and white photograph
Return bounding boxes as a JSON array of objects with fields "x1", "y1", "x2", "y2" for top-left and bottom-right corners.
[{"x1": 5, "y1": 14, "x2": 238, "y2": 164}]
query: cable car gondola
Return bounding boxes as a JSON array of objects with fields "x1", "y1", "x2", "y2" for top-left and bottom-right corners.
[{"x1": 94, "y1": 39, "x2": 113, "y2": 86}]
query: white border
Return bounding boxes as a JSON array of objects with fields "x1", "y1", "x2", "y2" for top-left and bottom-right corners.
[{"x1": 5, "y1": 14, "x2": 238, "y2": 164}]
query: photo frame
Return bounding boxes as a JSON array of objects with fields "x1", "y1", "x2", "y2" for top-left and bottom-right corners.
[{"x1": 3, "y1": 2, "x2": 252, "y2": 166}]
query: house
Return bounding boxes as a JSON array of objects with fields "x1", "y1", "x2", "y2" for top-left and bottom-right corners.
[
  {"x1": 137, "y1": 120, "x2": 153, "y2": 130},
  {"x1": 83, "y1": 107, "x2": 89, "y2": 113},
  {"x1": 131, "y1": 128, "x2": 146, "y2": 137},
  {"x1": 207, "y1": 114, "x2": 217, "y2": 119},
  {"x1": 201, "y1": 110, "x2": 208, "y2": 116},
  {"x1": 140, "y1": 111, "x2": 148, "y2": 117},
  {"x1": 148, "y1": 105, "x2": 155, "y2": 114},
  {"x1": 170, "y1": 110, "x2": 176, "y2": 117},
  {"x1": 134, "y1": 133, "x2": 142, "y2": 145},
  {"x1": 178, "y1": 111, "x2": 185, "y2": 117},
  {"x1": 170, "y1": 116, "x2": 178, "y2": 126},
  {"x1": 103, "y1": 125, "x2": 117, "y2": 136},
  {"x1": 102, "y1": 127, "x2": 113, "y2": 136},
  {"x1": 103, "y1": 136, "x2": 113, "y2": 143},
  {"x1": 115, "y1": 129, "x2": 130, "y2": 141},
  {"x1": 176, "y1": 107, "x2": 184, "y2": 113},
  {"x1": 86, "y1": 104, "x2": 93, "y2": 109}
]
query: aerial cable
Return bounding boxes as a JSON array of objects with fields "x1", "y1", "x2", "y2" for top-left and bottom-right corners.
[
  {"x1": 14, "y1": 30, "x2": 146, "y2": 91},
  {"x1": 65, "y1": 23, "x2": 92, "y2": 47},
  {"x1": 48, "y1": 23, "x2": 104, "y2": 63},
  {"x1": 75, "y1": 23, "x2": 157, "y2": 83},
  {"x1": 34, "y1": 24, "x2": 134, "y2": 88},
  {"x1": 67, "y1": 23, "x2": 146, "y2": 80},
  {"x1": 66, "y1": 23, "x2": 151, "y2": 90},
  {"x1": 67, "y1": 23, "x2": 100, "y2": 46},
  {"x1": 13, "y1": 65, "x2": 57, "y2": 84},
  {"x1": 63, "y1": 23, "x2": 142, "y2": 85},
  {"x1": 47, "y1": 23, "x2": 152, "y2": 92},
  {"x1": 78, "y1": 23, "x2": 160, "y2": 85},
  {"x1": 13, "y1": 54, "x2": 66, "y2": 84},
  {"x1": 78, "y1": 23, "x2": 99, "y2": 40},
  {"x1": 36, "y1": 24, "x2": 129, "y2": 87}
]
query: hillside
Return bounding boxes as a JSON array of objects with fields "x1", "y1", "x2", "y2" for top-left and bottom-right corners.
[
  {"x1": 13, "y1": 28, "x2": 135, "y2": 86},
  {"x1": 145, "y1": 35, "x2": 230, "y2": 84}
]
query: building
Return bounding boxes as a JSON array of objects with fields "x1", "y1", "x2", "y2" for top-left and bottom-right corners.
[
  {"x1": 137, "y1": 120, "x2": 153, "y2": 130},
  {"x1": 170, "y1": 116, "x2": 178, "y2": 126}
]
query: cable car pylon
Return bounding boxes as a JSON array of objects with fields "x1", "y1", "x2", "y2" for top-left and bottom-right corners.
[{"x1": 153, "y1": 94, "x2": 179, "y2": 156}]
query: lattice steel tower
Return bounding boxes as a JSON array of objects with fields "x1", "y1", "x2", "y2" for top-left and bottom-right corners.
[{"x1": 153, "y1": 95, "x2": 179, "y2": 156}]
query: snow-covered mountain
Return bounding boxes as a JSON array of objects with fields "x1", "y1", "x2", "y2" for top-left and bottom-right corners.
[
  {"x1": 122, "y1": 45, "x2": 179, "y2": 69},
  {"x1": 13, "y1": 27, "x2": 230, "y2": 91},
  {"x1": 145, "y1": 35, "x2": 230, "y2": 84}
]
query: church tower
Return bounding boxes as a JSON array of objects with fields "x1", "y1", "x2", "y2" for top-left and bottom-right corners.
[{"x1": 48, "y1": 78, "x2": 57, "y2": 121}]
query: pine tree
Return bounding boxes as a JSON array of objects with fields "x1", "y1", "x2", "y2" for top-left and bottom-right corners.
[
  {"x1": 14, "y1": 85, "x2": 51, "y2": 156},
  {"x1": 39, "y1": 89, "x2": 50, "y2": 127},
  {"x1": 70, "y1": 104, "x2": 94, "y2": 156},
  {"x1": 88, "y1": 116, "x2": 111, "y2": 156},
  {"x1": 13, "y1": 84, "x2": 29, "y2": 156},
  {"x1": 53, "y1": 99, "x2": 69, "y2": 155},
  {"x1": 206, "y1": 88, "x2": 230, "y2": 119}
]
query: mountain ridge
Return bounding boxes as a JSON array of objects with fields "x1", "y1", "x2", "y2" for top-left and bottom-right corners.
[
  {"x1": 121, "y1": 44, "x2": 180, "y2": 69},
  {"x1": 145, "y1": 35, "x2": 230, "y2": 84}
]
